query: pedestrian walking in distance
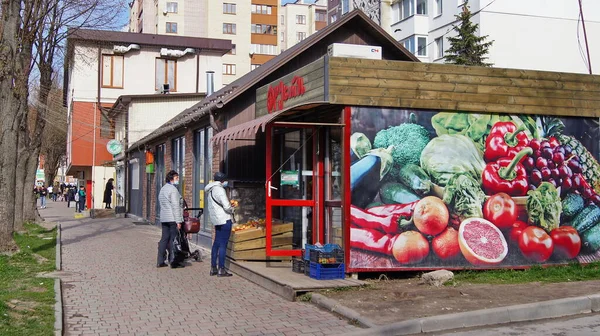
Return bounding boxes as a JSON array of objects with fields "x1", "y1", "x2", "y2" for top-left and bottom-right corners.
[
  {"x1": 78, "y1": 186, "x2": 86, "y2": 212},
  {"x1": 157, "y1": 170, "x2": 184, "y2": 268},
  {"x1": 103, "y1": 178, "x2": 114, "y2": 209},
  {"x1": 205, "y1": 172, "x2": 236, "y2": 277}
]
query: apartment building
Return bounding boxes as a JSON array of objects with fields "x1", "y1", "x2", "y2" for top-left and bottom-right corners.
[
  {"x1": 63, "y1": 29, "x2": 230, "y2": 209},
  {"x1": 129, "y1": 0, "x2": 279, "y2": 85},
  {"x1": 279, "y1": 0, "x2": 328, "y2": 52},
  {"x1": 330, "y1": 0, "x2": 600, "y2": 75}
]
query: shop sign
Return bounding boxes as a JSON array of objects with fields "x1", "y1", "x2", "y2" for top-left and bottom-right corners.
[
  {"x1": 349, "y1": 107, "x2": 600, "y2": 271},
  {"x1": 280, "y1": 170, "x2": 299, "y2": 187},
  {"x1": 106, "y1": 139, "x2": 123, "y2": 155},
  {"x1": 266, "y1": 76, "x2": 306, "y2": 113}
]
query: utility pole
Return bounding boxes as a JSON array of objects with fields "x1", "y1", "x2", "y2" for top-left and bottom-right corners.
[{"x1": 578, "y1": 0, "x2": 593, "y2": 74}]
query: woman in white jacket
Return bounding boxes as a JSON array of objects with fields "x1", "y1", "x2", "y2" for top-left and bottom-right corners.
[{"x1": 205, "y1": 172, "x2": 236, "y2": 277}]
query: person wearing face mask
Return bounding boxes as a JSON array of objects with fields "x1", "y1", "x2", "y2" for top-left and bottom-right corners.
[
  {"x1": 205, "y1": 172, "x2": 237, "y2": 277},
  {"x1": 157, "y1": 170, "x2": 184, "y2": 268}
]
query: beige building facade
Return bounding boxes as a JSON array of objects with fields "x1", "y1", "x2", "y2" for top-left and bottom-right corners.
[
  {"x1": 129, "y1": 0, "x2": 280, "y2": 86},
  {"x1": 279, "y1": 0, "x2": 327, "y2": 52}
]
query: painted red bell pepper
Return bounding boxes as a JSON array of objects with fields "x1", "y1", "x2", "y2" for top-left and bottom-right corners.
[
  {"x1": 482, "y1": 147, "x2": 533, "y2": 197},
  {"x1": 365, "y1": 201, "x2": 417, "y2": 217},
  {"x1": 351, "y1": 205, "x2": 403, "y2": 234},
  {"x1": 350, "y1": 227, "x2": 396, "y2": 255},
  {"x1": 484, "y1": 121, "x2": 530, "y2": 162}
]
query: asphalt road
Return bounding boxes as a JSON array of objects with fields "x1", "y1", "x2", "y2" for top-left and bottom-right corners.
[{"x1": 433, "y1": 313, "x2": 600, "y2": 336}]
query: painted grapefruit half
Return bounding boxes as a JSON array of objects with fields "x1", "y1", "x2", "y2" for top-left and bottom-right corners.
[{"x1": 458, "y1": 218, "x2": 508, "y2": 266}]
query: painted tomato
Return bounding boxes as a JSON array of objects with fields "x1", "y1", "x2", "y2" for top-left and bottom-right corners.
[
  {"x1": 413, "y1": 196, "x2": 449, "y2": 236},
  {"x1": 550, "y1": 226, "x2": 581, "y2": 260},
  {"x1": 518, "y1": 226, "x2": 554, "y2": 263},
  {"x1": 392, "y1": 231, "x2": 430, "y2": 264},
  {"x1": 509, "y1": 220, "x2": 528, "y2": 245},
  {"x1": 483, "y1": 193, "x2": 517, "y2": 230}
]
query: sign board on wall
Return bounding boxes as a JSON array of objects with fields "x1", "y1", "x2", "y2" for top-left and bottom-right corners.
[
  {"x1": 349, "y1": 106, "x2": 600, "y2": 271},
  {"x1": 255, "y1": 58, "x2": 328, "y2": 118}
]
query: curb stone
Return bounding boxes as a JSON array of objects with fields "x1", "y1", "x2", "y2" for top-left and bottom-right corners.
[
  {"x1": 339, "y1": 294, "x2": 600, "y2": 336},
  {"x1": 54, "y1": 222, "x2": 63, "y2": 336},
  {"x1": 310, "y1": 293, "x2": 378, "y2": 328}
]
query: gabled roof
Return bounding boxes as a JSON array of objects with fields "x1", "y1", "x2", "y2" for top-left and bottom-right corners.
[
  {"x1": 129, "y1": 9, "x2": 419, "y2": 150},
  {"x1": 66, "y1": 28, "x2": 233, "y2": 52}
]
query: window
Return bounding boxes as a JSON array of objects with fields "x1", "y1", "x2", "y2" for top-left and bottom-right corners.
[
  {"x1": 251, "y1": 4, "x2": 272, "y2": 14},
  {"x1": 435, "y1": 37, "x2": 444, "y2": 59},
  {"x1": 342, "y1": 0, "x2": 349, "y2": 13},
  {"x1": 193, "y1": 127, "x2": 213, "y2": 232},
  {"x1": 155, "y1": 58, "x2": 177, "y2": 91},
  {"x1": 281, "y1": 32, "x2": 284, "y2": 42},
  {"x1": 316, "y1": 11, "x2": 327, "y2": 22},
  {"x1": 402, "y1": 36, "x2": 415, "y2": 54},
  {"x1": 172, "y1": 137, "x2": 185, "y2": 196},
  {"x1": 251, "y1": 24, "x2": 276, "y2": 35},
  {"x1": 417, "y1": 0, "x2": 427, "y2": 15},
  {"x1": 417, "y1": 36, "x2": 427, "y2": 56},
  {"x1": 223, "y1": 3, "x2": 236, "y2": 14},
  {"x1": 166, "y1": 2, "x2": 178, "y2": 13},
  {"x1": 228, "y1": 44, "x2": 236, "y2": 55},
  {"x1": 166, "y1": 22, "x2": 177, "y2": 33},
  {"x1": 281, "y1": 15, "x2": 284, "y2": 25},
  {"x1": 435, "y1": 0, "x2": 442, "y2": 16},
  {"x1": 401, "y1": 0, "x2": 414, "y2": 20},
  {"x1": 222, "y1": 63, "x2": 236, "y2": 75},
  {"x1": 296, "y1": 32, "x2": 306, "y2": 42},
  {"x1": 250, "y1": 44, "x2": 278, "y2": 55},
  {"x1": 223, "y1": 23, "x2": 236, "y2": 34},
  {"x1": 296, "y1": 15, "x2": 306, "y2": 24},
  {"x1": 101, "y1": 55, "x2": 124, "y2": 88},
  {"x1": 331, "y1": 13, "x2": 337, "y2": 23},
  {"x1": 251, "y1": 64, "x2": 260, "y2": 70}
]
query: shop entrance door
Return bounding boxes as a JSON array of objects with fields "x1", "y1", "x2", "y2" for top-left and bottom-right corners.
[
  {"x1": 266, "y1": 124, "x2": 318, "y2": 257},
  {"x1": 265, "y1": 123, "x2": 344, "y2": 257}
]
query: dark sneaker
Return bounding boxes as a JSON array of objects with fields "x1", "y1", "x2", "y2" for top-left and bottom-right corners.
[
  {"x1": 156, "y1": 263, "x2": 168, "y2": 268},
  {"x1": 210, "y1": 267, "x2": 218, "y2": 276},
  {"x1": 217, "y1": 268, "x2": 233, "y2": 277},
  {"x1": 170, "y1": 263, "x2": 185, "y2": 269}
]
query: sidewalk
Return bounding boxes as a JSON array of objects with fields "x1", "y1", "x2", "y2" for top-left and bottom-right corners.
[{"x1": 39, "y1": 202, "x2": 359, "y2": 336}]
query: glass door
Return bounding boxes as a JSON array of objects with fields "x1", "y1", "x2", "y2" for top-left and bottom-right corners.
[
  {"x1": 324, "y1": 127, "x2": 344, "y2": 248},
  {"x1": 266, "y1": 124, "x2": 318, "y2": 257}
]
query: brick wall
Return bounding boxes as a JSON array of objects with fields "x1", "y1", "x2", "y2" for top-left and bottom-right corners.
[{"x1": 184, "y1": 129, "x2": 194, "y2": 204}]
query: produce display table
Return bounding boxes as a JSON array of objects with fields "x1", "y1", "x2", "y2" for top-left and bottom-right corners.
[{"x1": 227, "y1": 220, "x2": 293, "y2": 261}]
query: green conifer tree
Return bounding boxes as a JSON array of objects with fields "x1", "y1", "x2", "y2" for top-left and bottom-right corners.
[{"x1": 444, "y1": 1, "x2": 494, "y2": 66}]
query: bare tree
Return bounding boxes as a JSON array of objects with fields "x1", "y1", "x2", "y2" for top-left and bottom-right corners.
[{"x1": 1, "y1": 0, "x2": 127, "y2": 249}]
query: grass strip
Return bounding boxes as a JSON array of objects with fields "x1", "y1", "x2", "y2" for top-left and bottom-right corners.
[
  {"x1": 0, "y1": 222, "x2": 56, "y2": 336},
  {"x1": 451, "y1": 262, "x2": 600, "y2": 285}
]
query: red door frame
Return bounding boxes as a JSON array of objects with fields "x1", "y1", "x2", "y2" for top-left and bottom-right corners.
[{"x1": 265, "y1": 123, "x2": 322, "y2": 257}]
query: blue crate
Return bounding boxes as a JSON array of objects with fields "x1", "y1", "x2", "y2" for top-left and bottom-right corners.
[
  {"x1": 308, "y1": 262, "x2": 345, "y2": 280},
  {"x1": 304, "y1": 244, "x2": 343, "y2": 261}
]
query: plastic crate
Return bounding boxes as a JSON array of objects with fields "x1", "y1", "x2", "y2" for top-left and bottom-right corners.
[
  {"x1": 308, "y1": 262, "x2": 345, "y2": 280},
  {"x1": 310, "y1": 248, "x2": 344, "y2": 264},
  {"x1": 304, "y1": 244, "x2": 343, "y2": 261},
  {"x1": 292, "y1": 257, "x2": 305, "y2": 273}
]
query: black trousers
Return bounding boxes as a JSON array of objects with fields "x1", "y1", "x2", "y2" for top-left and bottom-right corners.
[{"x1": 157, "y1": 222, "x2": 178, "y2": 265}]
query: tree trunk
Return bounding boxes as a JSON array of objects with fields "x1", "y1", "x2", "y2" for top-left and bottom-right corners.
[
  {"x1": 0, "y1": 0, "x2": 23, "y2": 252},
  {"x1": 23, "y1": 149, "x2": 41, "y2": 223}
]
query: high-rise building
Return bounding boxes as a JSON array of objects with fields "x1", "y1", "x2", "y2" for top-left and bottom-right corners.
[
  {"x1": 129, "y1": 0, "x2": 280, "y2": 85},
  {"x1": 279, "y1": 0, "x2": 327, "y2": 52},
  {"x1": 329, "y1": 0, "x2": 600, "y2": 75}
]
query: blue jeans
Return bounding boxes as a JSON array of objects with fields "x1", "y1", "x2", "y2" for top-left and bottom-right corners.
[
  {"x1": 211, "y1": 220, "x2": 232, "y2": 269},
  {"x1": 40, "y1": 196, "x2": 46, "y2": 208},
  {"x1": 78, "y1": 199, "x2": 85, "y2": 212}
]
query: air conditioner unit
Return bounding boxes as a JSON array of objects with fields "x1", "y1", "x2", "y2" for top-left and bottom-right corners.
[{"x1": 327, "y1": 43, "x2": 382, "y2": 60}]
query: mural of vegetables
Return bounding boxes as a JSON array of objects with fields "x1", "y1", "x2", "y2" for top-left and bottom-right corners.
[{"x1": 349, "y1": 107, "x2": 600, "y2": 271}]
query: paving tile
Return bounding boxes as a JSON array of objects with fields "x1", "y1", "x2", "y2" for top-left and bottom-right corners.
[{"x1": 41, "y1": 203, "x2": 359, "y2": 336}]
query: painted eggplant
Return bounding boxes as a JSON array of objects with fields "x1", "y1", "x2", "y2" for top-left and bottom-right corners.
[{"x1": 351, "y1": 146, "x2": 394, "y2": 209}]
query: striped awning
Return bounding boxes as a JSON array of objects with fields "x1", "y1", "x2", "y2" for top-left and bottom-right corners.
[{"x1": 212, "y1": 109, "x2": 287, "y2": 144}]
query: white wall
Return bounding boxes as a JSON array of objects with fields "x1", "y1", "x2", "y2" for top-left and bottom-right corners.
[
  {"x1": 127, "y1": 97, "x2": 201, "y2": 145},
  {"x1": 281, "y1": 2, "x2": 326, "y2": 51},
  {"x1": 92, "y1": 166, "x2": 116, "y2": 209},
  {"x1": 70, "y1": 43, "x2": 223, "y2": 104}
]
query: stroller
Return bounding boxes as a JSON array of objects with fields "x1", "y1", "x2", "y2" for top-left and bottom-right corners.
[{"x1": 168, "y1": 202, "x2": 204, "y2": 266}]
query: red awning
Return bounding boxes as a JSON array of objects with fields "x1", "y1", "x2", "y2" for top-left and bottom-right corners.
[{"x1": 212, "y1": 110, "x2": 287, "y2": 144}]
